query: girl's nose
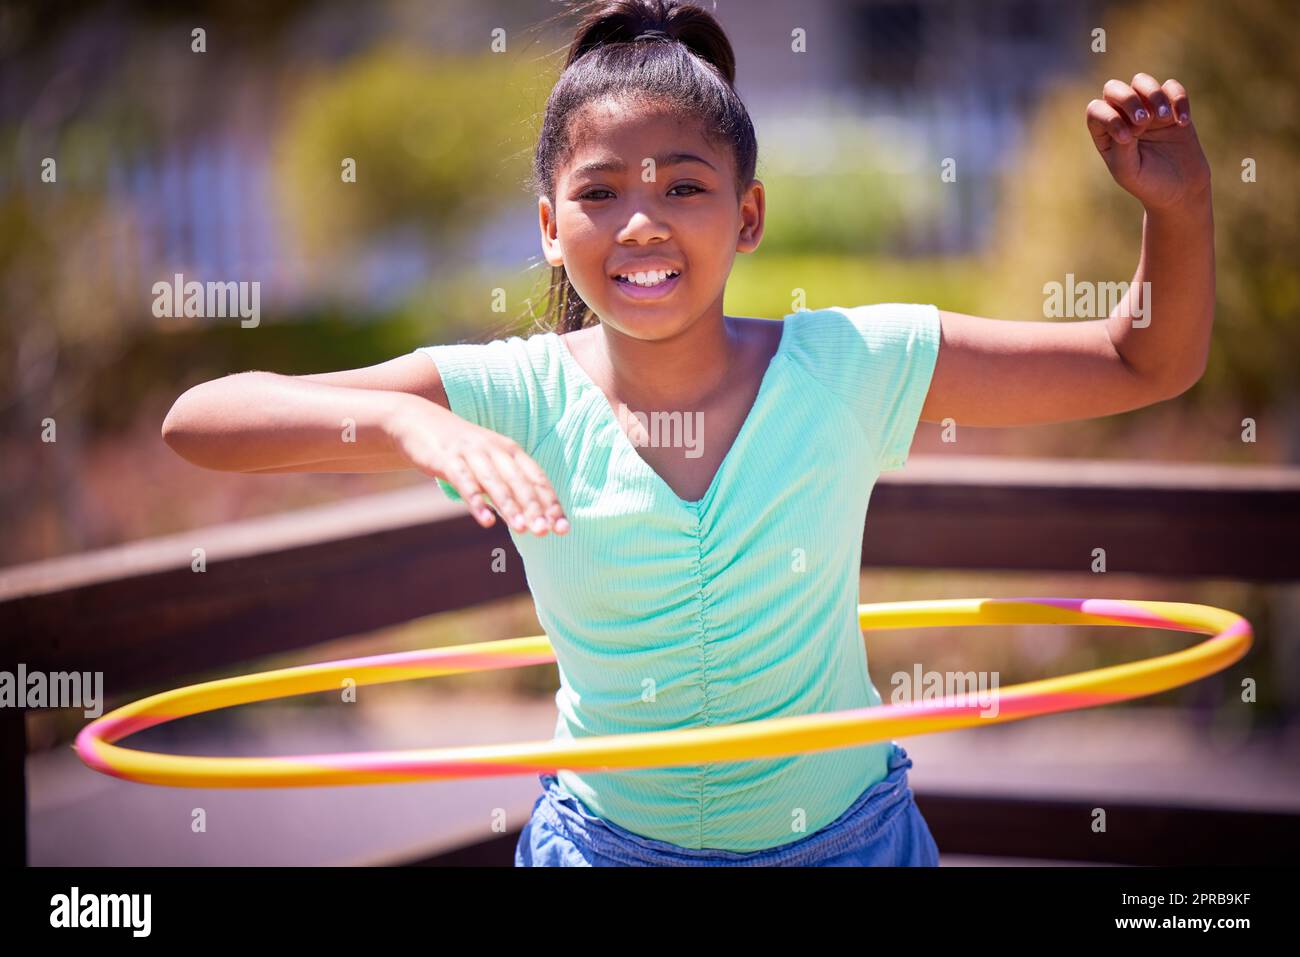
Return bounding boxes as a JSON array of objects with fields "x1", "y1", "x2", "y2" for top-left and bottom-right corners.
[{"x1": 619, "y1": 210, "x2": 669, "y2": 241}]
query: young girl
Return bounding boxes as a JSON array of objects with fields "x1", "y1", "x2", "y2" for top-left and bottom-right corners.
[{"x1": 162, "y1": 0, "x2": 1214, "y2": 866}]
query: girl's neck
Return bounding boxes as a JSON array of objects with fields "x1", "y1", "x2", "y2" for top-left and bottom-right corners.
[{"x1": 586, "y1": 310, "x2": 745, "y2": 411}]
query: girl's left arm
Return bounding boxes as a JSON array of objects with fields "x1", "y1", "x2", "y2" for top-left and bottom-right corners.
[{"x1": 919, "y1": 74, "x2": 1214, "y2": 428}]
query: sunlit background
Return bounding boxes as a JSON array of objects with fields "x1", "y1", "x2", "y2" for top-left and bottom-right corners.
[{"x1": 4, "y1": 0, "x2": 1298, "y2": 865}]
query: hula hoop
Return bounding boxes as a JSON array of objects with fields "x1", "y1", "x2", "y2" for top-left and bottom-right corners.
[{"x1": 75, "y1": 597, "x2": 1251, "y2": 789}]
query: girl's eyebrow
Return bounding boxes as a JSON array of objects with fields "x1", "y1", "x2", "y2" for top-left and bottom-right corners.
[{"x1": 571, "y1": 152, "x2": 716, "y2": 176}]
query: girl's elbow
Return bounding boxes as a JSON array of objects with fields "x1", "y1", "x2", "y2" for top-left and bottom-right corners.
[
  {"x1": 161, "y1": 394, "x2": 187, "y2": 449},
  {"x1": 1175, "y1": 342, "x2": 1211, "y2": 396},
  {"x1": 160, "y1": 400, "x2": 203, "y2": 464},
  {"x1": 1158, "y1": 361, "x2": 1206, "y2": 402},
  {"x1": 161, "y1": 386, "x2": 221, "y2": 467}
]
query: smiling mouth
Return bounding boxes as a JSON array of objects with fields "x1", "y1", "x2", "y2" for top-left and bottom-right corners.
[
  {"x1": 612, "y1": 269, "x2": 681, "y2": 288},
  {"x1": 610, "y1": 269, "x2": 683, "y2": 299}
]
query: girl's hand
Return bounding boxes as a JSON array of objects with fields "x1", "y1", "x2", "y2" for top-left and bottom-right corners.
[
  {"x1": 1086, "y1": 74, "x2": 1212, "y2": 211},
  {"x1": 386, "y1": 397, "x2": 569, "y2": 537}
]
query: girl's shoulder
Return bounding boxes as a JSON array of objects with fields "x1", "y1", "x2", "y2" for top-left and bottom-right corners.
[
  {"x1": 778, "y1": 302, "x2": 940, "y2": 370},
  {"x1": 416, "y1": 326, "x2": 565, "y2": 391},
  {"x1": 779, "y1": 303, "x2": 942, "y2": 472},
  {"x1": 413, "y1": 328, "x2": 570, "y2": 459}
]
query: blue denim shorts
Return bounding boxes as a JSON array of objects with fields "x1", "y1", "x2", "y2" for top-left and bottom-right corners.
[{"x1": 514, "y1": 743, "x2": 940, "y2": 866}]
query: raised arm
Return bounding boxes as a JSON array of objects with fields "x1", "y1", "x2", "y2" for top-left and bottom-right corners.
[{"x1": 919, "y1": 74, "x2": 1213, "y2": 428}]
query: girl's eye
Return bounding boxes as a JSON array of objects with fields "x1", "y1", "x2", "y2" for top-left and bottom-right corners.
[{"x1": 578, "y1": 185, "x2": 704, "y2": 201}]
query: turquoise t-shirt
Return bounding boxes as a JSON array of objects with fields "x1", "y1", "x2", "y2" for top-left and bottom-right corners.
[{"x1": 415, "y1": 303, "x2": 941, "y2": 852}]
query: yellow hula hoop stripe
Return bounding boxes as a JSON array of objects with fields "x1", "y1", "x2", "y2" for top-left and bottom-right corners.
[{"x1": 74, "y1": 597, "x2": 1252, "y2": 789}]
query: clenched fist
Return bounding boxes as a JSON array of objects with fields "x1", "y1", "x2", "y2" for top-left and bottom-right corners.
[{"x1": 1086, "y1": 74, "x2": 1212, "y2": 211}]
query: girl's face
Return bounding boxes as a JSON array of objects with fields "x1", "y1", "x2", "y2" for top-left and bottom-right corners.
[{"x1": 540, "y1": 97, "x2": 764, "y2": 338}]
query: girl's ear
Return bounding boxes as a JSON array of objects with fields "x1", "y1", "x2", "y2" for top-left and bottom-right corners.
[
  {"x1": 735, "y1": 179, "x2": 765, "y2": 254},
  {"x1": 538, "y1": 196, "x2": 564, "y2": 267}
]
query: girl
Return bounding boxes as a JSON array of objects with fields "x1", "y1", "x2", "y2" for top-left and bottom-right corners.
[{"x1": 162, "y1": 0, "x2": 1214, "y2": 866}]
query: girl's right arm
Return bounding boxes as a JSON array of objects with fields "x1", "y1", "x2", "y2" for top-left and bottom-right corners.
[{"x1": 160, "y1": 354, "x2": 568, "y2": 536}]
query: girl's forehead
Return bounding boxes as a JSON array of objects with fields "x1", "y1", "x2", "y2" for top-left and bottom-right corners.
[{"x1": 565, "y1": 100, "x2": 716, "y2": 165}]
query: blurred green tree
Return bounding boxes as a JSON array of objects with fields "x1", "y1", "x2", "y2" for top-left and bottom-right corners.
[
  {"x1": 271, "y1": 45, "x2": 542, "y2": 260},
  {"x1": 754, "y1": 118, "x2": 941, "y2": 258}
]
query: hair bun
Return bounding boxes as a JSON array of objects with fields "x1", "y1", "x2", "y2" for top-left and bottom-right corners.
[{"x1": 563, "y1": 1, "x2": 738, "y2": 88}]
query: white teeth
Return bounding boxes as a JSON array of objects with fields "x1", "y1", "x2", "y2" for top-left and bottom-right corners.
[{"x1": 617, "y1": 269, "x2": 680, "y2": 287}]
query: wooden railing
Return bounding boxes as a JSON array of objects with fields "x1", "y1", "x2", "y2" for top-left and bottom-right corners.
[{"x1": 4, "y1": 455, "x2": 1299, "y2": 866}]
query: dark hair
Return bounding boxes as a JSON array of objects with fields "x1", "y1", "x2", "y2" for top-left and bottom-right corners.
[{"x1": 530, "y1": 0, "x2": 759, "y2": 333}]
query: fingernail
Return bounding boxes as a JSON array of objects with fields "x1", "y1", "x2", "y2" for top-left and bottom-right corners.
[
  {"x1": 555, "y1": 517, "x2": 570, "y2": 533},
  {"x1": 1135, "y1": 108, "x2": 1149, "y2": 122},
  {"x1": 1178, "y1": 112, "x2": 1189, "y2": 125},
  {"x1": 1157, "y1": 104, "x2": 1170, "y2": 118},
  {"x1": 531, "y1": 516, "x2": 547, "y2": 533}
]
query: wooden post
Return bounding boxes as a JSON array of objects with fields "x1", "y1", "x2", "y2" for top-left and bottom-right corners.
[{"x1": 0, "y1": 707, "x2": 26, "y2": 866}]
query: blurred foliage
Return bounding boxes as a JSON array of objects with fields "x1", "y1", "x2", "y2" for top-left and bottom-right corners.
[
  {"x1": 0, "y1": 130, "x2": 130, "y2": 478},
  {"x1": 983, "y1": 0, "x2": 1300, "y2": 412},
  {"x1": 727, "y1": 252, "x2": 990, "y2": 318},
  {"x1": 271, "y1": 45, "x2": 542, "y2": 258},
  {"x1": 754, "y1": 114, "x2": 945, "y2": 256}
]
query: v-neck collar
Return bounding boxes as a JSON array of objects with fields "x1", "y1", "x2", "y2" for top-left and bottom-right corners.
[{"x1": 553, "y1": 317, "x2": 793, "y2": 509}]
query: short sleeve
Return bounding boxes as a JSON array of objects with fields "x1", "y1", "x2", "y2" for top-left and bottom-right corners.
[
  {"x1": 413, "y1": 336, "x2": 553, "y2": 502},
  {"x1": 789, "y1": 303, "x2": 941, "y2": 472}
]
